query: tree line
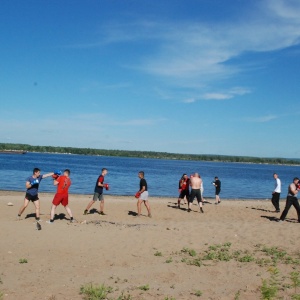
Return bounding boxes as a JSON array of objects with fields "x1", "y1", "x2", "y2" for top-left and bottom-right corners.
[{"x1": 0, "y1": 143, "x2": 299, "y2": 165}]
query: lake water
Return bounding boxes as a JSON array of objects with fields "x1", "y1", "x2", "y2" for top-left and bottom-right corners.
[{"x1": 0, "y1": 152, "x2": 299, "y2": 199}]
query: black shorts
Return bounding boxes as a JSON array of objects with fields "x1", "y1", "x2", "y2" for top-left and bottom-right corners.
[
  {"x1": 25, "y1": 193, "x2": 39, "y2": 202},
  {"x1": 215, "y1": 189, "x2": 221, "y2": 195},
  {"x1": 179, "y1": 189, "x2": 189, "y2": 199},
  {"x1": 189, "y1": 189, "x2": 202, "y2": 203}
]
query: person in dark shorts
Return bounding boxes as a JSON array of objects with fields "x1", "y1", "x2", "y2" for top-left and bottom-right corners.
[
  {"x1": 177, "y1": 174, "x2": 190, "y2": 208},
  {"x1": 136, "y1": 171, "x2": 151, "y2": 217},
  {"x1": 213, "y1": 176, "x2": 221, "y2": 204},
  {"x1": 271, "y1": 173, "x2": 281, "y2": 212},
  {"x1": 47, "y1": 169, "x2": 74, "y2": 224},
  {"x1": 188, "y1": 173, "x2": 204, "y2": 213},
  {"x1": 84, "y1": 168, "x2": 108, "y2": 215},
  {"x1": 17, "y1": 168, "x2": 57, "y2": 222},
  {"x1": 279, "y1": 177, "x2": 300, "y2": 223}
]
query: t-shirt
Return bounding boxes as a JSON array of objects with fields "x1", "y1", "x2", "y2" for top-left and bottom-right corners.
[
  {"x1": 274, "y1": 178, "x2": 281, "y2": 193},
  {"x1": 215, "y1": 180, "x2": 221, "y2": 191},
  {"x1": 26, "y1": 175, "x2": 43, "y2": 196},
  {"x1": 140, "y1": 178, "x2": 148, "y2": 191},
  {"x1": 56, "y1": 175, "x2": 71, "y2": 194},
  {"x1": 94, "y1": 175, "x2": 104, "y2": 194}
]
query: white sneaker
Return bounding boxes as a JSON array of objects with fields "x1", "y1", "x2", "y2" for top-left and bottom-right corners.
[{"x1": 46, "y1": 221, "x2": 54, "y2": 224}]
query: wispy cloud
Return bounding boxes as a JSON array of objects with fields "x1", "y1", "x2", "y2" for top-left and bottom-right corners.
[{"x1": 245, "y1": 115, "x2": 278, "y2": 123}]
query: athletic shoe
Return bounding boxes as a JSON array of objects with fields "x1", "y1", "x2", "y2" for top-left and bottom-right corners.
[
  {"x1": 70, "y1": 218, "x2": 77, "y2": 223},
  {"x1": 187, "y1": 208, "x2": 191, "y2": 212},
  {"x1": 275, "y1": 210, "x2": 280, "y2": 213},
  {"x1": 99, "y1": 211, "x2": 106, "y2": 215},
  {"x1": 16, "y1": 215, "x2": 21, "y2": 221},
  {"x1": 83, "y1": 210, "x2": 88, "y2": 215},
  {"x1": 200, "y1": 208, "x2": 204, "y2": 213},
  {"x1": 46, "y1": 220, "x2": 54, "y2": 224}
]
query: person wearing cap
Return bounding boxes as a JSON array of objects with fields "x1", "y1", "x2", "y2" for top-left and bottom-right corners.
[{"x1": 279, "y1": 177, "x2": 300, "y2": 223}]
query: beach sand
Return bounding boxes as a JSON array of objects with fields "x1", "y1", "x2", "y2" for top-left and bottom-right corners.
[{"x1": 0, "y1": 191, "x2": 299, "y2": 300}]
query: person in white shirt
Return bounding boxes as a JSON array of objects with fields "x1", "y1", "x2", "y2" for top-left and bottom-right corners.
[{"x1": 271, "y1": 173, "x2": 281, "y2": 212}]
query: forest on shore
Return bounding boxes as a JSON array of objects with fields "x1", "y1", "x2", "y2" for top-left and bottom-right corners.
[{"x1": 0, "y1": 143, "x2": 299, "y2": 165}]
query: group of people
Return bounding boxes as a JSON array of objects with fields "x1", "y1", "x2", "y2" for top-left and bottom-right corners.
[
  {"x1": 271, "y1": 173, "x2": 300, "y2": 222},
  {"x1": 17, "y1": 167, "x2": 151, "y2": 229},
  {"x1": 177, "y1": 174, "x2": 221, "y2": 212},
  {"x1": 17, "y1": 168, "x2": 300, "y2": 229}
]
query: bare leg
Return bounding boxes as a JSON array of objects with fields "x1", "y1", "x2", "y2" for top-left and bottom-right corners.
[
  {"x1": 33, "y1": 200, "x2": 40, "y2": 220},
  {"x1": 144, "y1": 200, "x2": 151, "y2": 217},
  {"x1": 18, "y1": 198, "x2": 30, "y2": 217},
  {"x1": 64, "y1": 205, "x2": 73, "y2": 219},
  {"x1": 85, "y1": 200, "x2": 95, "y2": 211},
  {"x1": 100, "y1": 200, "x2": 104, "y2": 213},
  {"x1": 50, "y1": 204, "x2": 57, "y2": 221},
  {"x1": 137, "y1": 199, "x2": 142, "y2": 215}
]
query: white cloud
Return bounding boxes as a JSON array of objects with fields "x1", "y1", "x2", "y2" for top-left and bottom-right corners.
[{"x1": 245, "y1": 115, "x2": 278, "y2": 123}]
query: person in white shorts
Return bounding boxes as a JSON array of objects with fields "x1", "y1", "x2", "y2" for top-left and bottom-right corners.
[{"x1": 136, "y1": 171, "x2": 151, "y2": 217}]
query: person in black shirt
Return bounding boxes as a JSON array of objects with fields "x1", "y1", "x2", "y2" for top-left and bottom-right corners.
[
  {"x1": 136, "y1": 171, "x2": 151, "y2": 217},
  {"x1": 213, "y1": 176, "x2": 221, "y2": 204}
]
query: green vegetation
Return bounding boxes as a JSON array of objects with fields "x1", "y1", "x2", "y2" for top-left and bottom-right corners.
[
  {"x1": 260, "y1": 267, "x2": 280, "y2": 300},
  {"x1": 79, "y1": 283, "x2": 113, "y2": 300},
  {"x1": 154, "y1": 251, "x2": 163, "y2": 256},
  {"x1": 19, "y1": 258, "x2": 28, "y2": 264},
  {"x1": 138, "y1": 284, "x2": 150, "y2": 291},
  {"x1": 1, "y1": 143, "x2": 299, "y2": 165},
  {"x1": 193, "y1": 290, "x2": 203, "y2": 297}
]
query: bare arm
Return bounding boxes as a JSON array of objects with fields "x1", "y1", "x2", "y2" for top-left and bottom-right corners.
[
  {"x1": 290, "y1": 183, "x2": 298, "y2": 196},
  {"x1": 42, "y1": 172, "x2": 54, "y2": 179},
  {"x1": 25, "y1": 181, "x2": 31, "y2": 189}
]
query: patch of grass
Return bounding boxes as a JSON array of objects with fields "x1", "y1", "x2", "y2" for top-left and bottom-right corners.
[
  {"x1": 164, "y1": 297, "x2": 176, "y2": 300},
  {"x1": 290, "y1": 272, "x2": 300, "y2": 294},
  {"x1": 234, "y1": 290, "x2": 241, "y2": 300},
  {"x1": 116, "y1": 292, "x2": 132, "y2": 300},
  {"x1": 181, "y1": 247, "x2": 197, "y2": 257},
  {"x1": 194, "y1": 290, "x2": 203, "y2": 297},
  {"x1": 154, "y1": 251, "x2": 163, "y2": 256},
  {"x1": 291, "y1": 295, "x2": 300, "y2": 300},
  {"x1": 166, "y1": 257, "x2": 173, "y2": 263},
  {"x1": 260, "y1": 267, "x2": 280, "y2": 300},
  {"x1": 79, "y1": 283, "x2": 113, "y2": 300},
  {"x1": 238, "y1": 254, "x2": 255, "y2": 263},
  {"x1": 138, "y1": 284, "x2": 149, "y2": 291},
  {"x1": 187, "y1": 258, "x2": 202, "y2": 267},
  {"x1": 19, "y1": 258, "x2": 28, "y2": 264},
  {"x1": 0, "y1": 290, "x2": 3, "y2": 300}
]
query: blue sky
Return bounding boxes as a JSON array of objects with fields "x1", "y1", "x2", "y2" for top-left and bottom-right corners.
[{"x1": 1, "y1": 0, "x2": 300, "y2": 158}]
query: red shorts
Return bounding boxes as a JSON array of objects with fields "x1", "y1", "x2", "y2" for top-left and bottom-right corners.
[{"x1": 52, "y1": 193, "x2": 69, "y2": 206}]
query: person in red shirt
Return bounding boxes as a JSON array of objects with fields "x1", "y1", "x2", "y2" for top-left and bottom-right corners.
[{"x1": 47, "y1": 169, "x2": 74, "y2": 223}]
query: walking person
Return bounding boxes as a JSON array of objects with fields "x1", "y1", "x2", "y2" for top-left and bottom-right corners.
[
  {"x1": 136, "y1": 171, "x2": 151, "y2": 217},
  {"x1": 84, "y1": 168, "x2": 109, "y2": 215},
  {"x1": 188, "y1": 173, "x2": 204, "y2": 213},
  {"x1": 271, "y1": 173, "x2": 281, "y2": 212},
  {"x1": 177, "y1": 174, "x2": 190, "y2": 208},
  {"x1": 17, "y1": 168, "x2": 58, "y2": 225},
  {"x1": 47, "y1": 169, "x2": 74, "y2": 223},
  {"x1": 213, "y1": 176, "x2": 221, "y2": 204},
  {"x1": 279, "y1": 177, "x2": 300, "y2": 223}
]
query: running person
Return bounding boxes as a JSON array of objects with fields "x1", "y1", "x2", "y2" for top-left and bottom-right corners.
[
  {"x1": 47, "y1": 169, "x2": 74, "y2": 223},
  {"x1": 84, "y1": 168, "x2": 108, "y2": 215},
  {"x1": 177, "y1": 174, "x2": 190, "y2": 208},
  {"x1": 188, "y1": 173, "x2": 204, "y2": 213},
  {"x1": 279, "y1": 177, "x2": 300, "y2": 223},
  {"x1": 17, "y1": 168, "x2": 57, "y2": 222},
  {"x1": 136, "y1": 171, "x2": 151, "y2": 217}
]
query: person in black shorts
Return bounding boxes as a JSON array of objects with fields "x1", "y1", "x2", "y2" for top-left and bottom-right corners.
[
  {"x1": 213, "y1": 176, "x2": 221, "y2": 204},
  {"x1": 177, "y1": 174, "x2": 190, "y2": 208},
  {"x1": 188, "y1": 173, "x2": 204, "y2": 213},
  {"x1": 17, "y1": 167, "x2": 57, "y2": 223}
]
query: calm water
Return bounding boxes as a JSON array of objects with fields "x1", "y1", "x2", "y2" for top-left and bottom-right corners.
[{"x1": 0, "y1": 152, "x2": 299, "y2": 199}]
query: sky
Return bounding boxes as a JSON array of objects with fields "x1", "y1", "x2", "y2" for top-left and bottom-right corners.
[{"x1": 0, "y1": 0, "x2": 300, "y2": 158}]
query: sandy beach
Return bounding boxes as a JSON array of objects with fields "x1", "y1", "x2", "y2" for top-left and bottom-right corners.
[{"x1": 0, "y1": 191, "x2": 300, "y2": 300}]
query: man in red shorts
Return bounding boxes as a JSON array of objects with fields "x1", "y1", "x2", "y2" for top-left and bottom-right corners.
[{"x1": 47, "y1": 169, "x2": 74, "y2": 223}]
